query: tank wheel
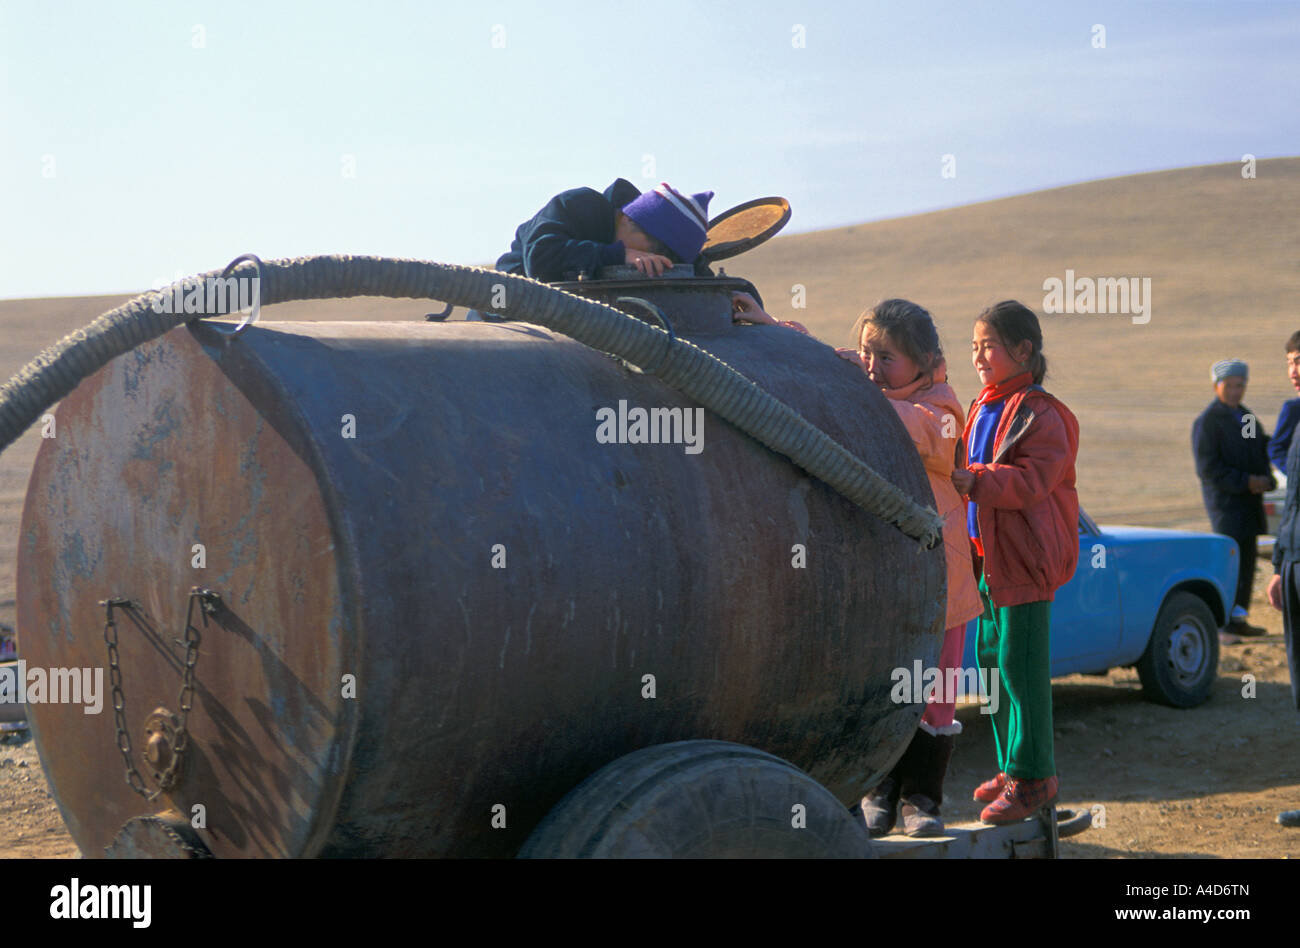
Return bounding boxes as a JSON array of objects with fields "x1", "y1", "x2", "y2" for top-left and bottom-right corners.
[
  {"x1": 105, "y1": 810, "x2": 213, "y2": 858},
  {"x1": 1135, "y1": 591, "x2": 1219, "y2": 708},
  {"x1": 518, "y1": 740, "x2": 874, "y2": 858}
]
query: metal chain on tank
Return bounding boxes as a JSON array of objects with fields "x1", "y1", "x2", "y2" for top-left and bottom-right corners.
[
  {"x1": 100, "y1": 587, "x2": 218, "y2": 801},
  {"x1": 168, "y1": 587, "x2": 217, "y2": 787},
  {"x1": 101, "y1": 596, "x2": 149, "y2": 798}
]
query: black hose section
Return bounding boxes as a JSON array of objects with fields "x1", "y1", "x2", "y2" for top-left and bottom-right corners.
[{"x1": 0, "y1": 254, "x2": 944, "y2": 549}]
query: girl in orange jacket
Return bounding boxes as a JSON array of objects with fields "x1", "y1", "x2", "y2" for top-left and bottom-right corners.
[{"x1": 837, "y1": 299, "x2": 984, "y2": 837}]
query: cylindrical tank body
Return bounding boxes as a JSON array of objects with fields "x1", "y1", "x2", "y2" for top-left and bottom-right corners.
[{"x1": 18, "y1": 305, "x2": 944, "y2": 857}]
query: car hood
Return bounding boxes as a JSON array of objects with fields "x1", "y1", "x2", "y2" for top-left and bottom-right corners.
[{"x1": 1097, "y1": 524, "x2": 1229, "y2": 544}]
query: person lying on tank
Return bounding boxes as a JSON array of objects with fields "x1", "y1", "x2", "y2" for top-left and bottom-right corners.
[
  {"x1": 478, "y1": 179, "x2": 768, "y2": 324},
  {"x1": 496, "y1": 180, "x2": 715, "y2": 283}
]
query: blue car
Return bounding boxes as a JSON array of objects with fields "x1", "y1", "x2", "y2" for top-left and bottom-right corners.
[{"x1": 961, "y1": 509, "x2": 1239, "y2": 708}]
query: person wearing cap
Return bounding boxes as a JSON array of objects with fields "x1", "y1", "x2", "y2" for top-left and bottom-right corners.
[
  {"x1": 481, "y1": 178, "x2": 768, "y2": 325},
  {"x1": 496, "y1": 179, "x2": 716, "y2": 283},
  {"x1": 1192, "y1": 359, "x2": 1276, "y2": 638}
]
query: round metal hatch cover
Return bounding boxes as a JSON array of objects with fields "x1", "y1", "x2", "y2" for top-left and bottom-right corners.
[{"x1": 700, "y1": 197, "x2": 791, "y2": 262}]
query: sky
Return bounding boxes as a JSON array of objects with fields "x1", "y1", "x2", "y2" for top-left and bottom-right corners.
[{"x1": 0, "y1": 0, "x2": 1297, "y2": 299}]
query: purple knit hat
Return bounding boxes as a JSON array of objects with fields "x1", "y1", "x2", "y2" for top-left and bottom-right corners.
[{"x1": 620, "y1": 183, "x2": 714, "y2": 262}]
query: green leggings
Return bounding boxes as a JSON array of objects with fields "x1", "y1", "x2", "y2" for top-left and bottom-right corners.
[{"x1": 976, "y1": 574, "x2": 1056, "y2": 778}]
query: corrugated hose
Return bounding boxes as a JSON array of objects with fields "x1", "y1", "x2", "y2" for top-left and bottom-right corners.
[{"x1": 0, "y1": 254, "x2": 944, "y2": 549}]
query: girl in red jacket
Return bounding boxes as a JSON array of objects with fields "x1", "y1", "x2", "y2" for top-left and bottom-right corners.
[{"x1": 950, "y1": 301, "x2": 1079, "y2": 824}]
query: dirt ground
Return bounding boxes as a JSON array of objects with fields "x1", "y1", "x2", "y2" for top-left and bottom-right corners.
[
  {"x1": 3, "y1": 563, "x2": 1297, "y2": 858},
  {"x1": 2, "y1": 160, "x2": 1298, "y2": 858},
  {"x1": 950, "y1": 567, "x2": 1300, "y2": 859},
  {"x1": 1, "y1": 598, "x2": 80, "y2": 857}
]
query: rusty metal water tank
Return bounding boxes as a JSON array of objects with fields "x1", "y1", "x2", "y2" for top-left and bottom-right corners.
[{"x1": 16, "y1": 270, "x2": 945, "y2": 857}]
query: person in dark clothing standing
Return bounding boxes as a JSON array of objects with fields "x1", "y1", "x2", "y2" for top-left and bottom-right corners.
[
  {"x1": 1267, "y1": 397, "x2": 1300, "y2": 707},
  {"x1": 1192, "y1": 359, "x2": 1276, "y2": 637},
  {"x1": 1268, "y1": 332, "x2": 1300, "y2": 474},
  {"x1": 1266, "y1": 336, "x2": 1300, "y2": 830}
]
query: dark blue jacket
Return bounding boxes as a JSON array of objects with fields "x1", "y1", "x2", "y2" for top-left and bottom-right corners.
[
  {"x1": 1270, "y1": 398, "x2": 1300, "y2": 471},
  {"x1": 1192, "y1": 398, "x2": 1274, "y2": 535},
  {"x1": 495, "y1": 179, "x2": 765, "y2": 309},
  {"x1": 496, "y1": 179, "x2": 643, "y2": 282},
  {"x1": 1270, "y1": 408, "x2": 1300, "y2": 712},
  {"x1": 1273, "y1": 429, "x2": 1300, "y2": 571}
]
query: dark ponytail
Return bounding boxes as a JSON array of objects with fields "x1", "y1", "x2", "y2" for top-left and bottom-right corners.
[{"x1": 976, "y1": 300, "x2": 1047, "y2": 384}]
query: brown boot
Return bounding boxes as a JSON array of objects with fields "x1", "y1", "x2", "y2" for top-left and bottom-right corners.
[{"x1": 1229, "y1": 617, "x2": 1267, "y2": 637}]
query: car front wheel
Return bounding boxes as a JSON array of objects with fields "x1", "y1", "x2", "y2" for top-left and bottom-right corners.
[{"x1": 1136, "y1": 591, "x2": 1219, "y2": 708}]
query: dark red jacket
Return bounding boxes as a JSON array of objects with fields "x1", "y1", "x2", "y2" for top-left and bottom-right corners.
[{"x1": 964, "y1": 387, "x2": 1080, "y2": 607}]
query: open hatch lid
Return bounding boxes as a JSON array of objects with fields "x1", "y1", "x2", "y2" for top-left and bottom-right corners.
[{"x1": 699, "y1": 197, "x2": 791, "y2": 263}]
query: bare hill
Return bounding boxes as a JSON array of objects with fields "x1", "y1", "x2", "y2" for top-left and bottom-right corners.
[
  {"x1": 738, "y1": 158, "x2": 1300, "y2": 527},
  {"x1": 1, "y1": 159, "x2": 1297, "y2": 619}
]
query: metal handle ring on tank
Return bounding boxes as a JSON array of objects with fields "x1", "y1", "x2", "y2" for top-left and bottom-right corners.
[
  {"x1": 204, "y1": 253, "x2": 264, "y2": 339},
  {"x1": 613, "y1": 296, "x2": 675, "y2": 375}
]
